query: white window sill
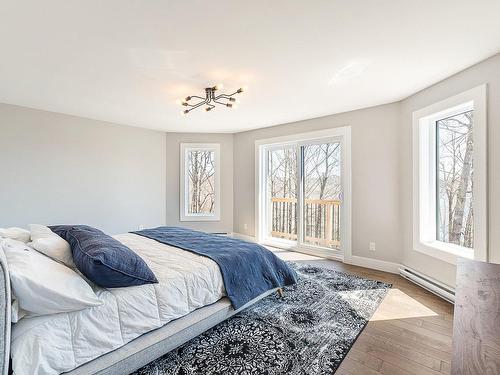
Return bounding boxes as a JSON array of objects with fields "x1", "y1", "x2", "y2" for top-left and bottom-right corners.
[
  {"x1": 180, "y1": 215, "x2": 221, "y2": 222},
  {"x1": 262, "y1": 238, "x2": 343, "y2": 261},
  {"x1": 262, "y1": 237, "x2": 296, "y2": 250},
  {"x1": 414, "y1": 240, "x2": 474, "y2": 265}
]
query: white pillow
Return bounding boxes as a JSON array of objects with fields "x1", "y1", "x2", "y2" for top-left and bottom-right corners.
[
  {"x1": 28, "y1": 224, "x2": 75, "y2": 268},
  {"x1": 0, "y1": 227, "x2": 30, "y2": 243},
  {"x1": 1, "y1": 239, "x2": 102, "y2": 316}
]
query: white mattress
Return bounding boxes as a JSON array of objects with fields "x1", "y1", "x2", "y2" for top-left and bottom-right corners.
[{"x1": 10, "y1": 233, "x2": 225, "y2": 375}]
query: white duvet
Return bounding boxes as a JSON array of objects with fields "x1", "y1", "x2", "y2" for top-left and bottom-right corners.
[{"x1": 10, "y1": 233, "x2": 226, "y2": 375}]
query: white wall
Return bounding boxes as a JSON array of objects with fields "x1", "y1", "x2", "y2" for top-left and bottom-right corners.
[
  {"x1": 165, "y1": 133, "x2": 234, "y2": 234},
  {"x1": 399, "y1": 53, "x2": 500, "y2": 286},
  {"x1": 0, "y1": 103, "x2": 166, "y2": 234},
  {"x1": 233, "y1": 103, "x2": 402, "y2": 263}
]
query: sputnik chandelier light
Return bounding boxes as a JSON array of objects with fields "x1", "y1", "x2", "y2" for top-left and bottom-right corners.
[{"x1": 177, "y1": 84, "x2": 246, "y2": 114}]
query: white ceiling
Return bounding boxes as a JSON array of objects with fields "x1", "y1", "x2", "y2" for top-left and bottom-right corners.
[{"x1": 1, "y1": 1, "x2": 500, "y2": 133}]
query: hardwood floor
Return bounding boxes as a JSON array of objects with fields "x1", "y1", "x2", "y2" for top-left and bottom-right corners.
[{"x1": 273, "y1": 249, "x2": 454, "y2": 375}]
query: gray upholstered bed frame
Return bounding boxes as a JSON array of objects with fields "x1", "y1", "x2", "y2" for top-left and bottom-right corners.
[
  {"x1": 0, "y1": 249, "x2": 11, "y2": 375},
  {"x1": 0, "y1": 247, "x2": 277, "y2": 375}
]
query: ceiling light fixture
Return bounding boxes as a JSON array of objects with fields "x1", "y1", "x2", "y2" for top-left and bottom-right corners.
[{"x1": 178, "y1": 84, "x2": 246, "y2": 114}]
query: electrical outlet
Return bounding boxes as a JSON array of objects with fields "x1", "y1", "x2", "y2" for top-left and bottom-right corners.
[
  {"x1": 244, "y1": 223, "x2": 248, "y2": 230},
  {"x1": 369, "y1": 242, "x2": 376, "y2": 251}
]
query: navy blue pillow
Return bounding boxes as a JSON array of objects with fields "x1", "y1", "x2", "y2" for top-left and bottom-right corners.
[{"x1": 50, "y1": 225, "x2": 158, "y2": 288}]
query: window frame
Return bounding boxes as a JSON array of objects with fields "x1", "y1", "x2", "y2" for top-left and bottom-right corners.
[
  {"x1": 180, "y1": 143, "x2": 221, "y2": 222},
  {"x1": 412, "y1": 85, "x2": 487, "y2": 264}
]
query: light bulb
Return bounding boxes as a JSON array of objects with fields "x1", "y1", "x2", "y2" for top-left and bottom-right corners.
[
  {"x1": 226, "y1": 103, "x2": 233, "y2": 108},
  {"x1": 184, "y1": 96, "x2": 191, "y2": 101},
  {"x1": 175, "y1": 99, "x2": 182, "y2": 105},
  {"x1": 182, "y1": 109, "x2": 189, "y2": 115},
  {"x1": 214, "y1": 83, "x2": 224, "y2": 90},
  {"x1": 229, "y1": 97, "x2": 237, "y2": 102},
  {"x1": 205, "y1": 107, "x2": 213, "y2": 112}
]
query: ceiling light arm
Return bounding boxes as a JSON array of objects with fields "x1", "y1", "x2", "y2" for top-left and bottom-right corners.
[
  {"x1": 189, "y1": 95, "x2": 205, "y2": 100},
  {"x1": 214, "y1": 91, "x2": 239, "y2": 100},
  {"x1": 214, "y1": 94, "x2": 230, "y2": 100},
  {"x1": 185, "y1": 98, "x2": 207, "y2": 107},
  {"x1": 184, "y1": 100, "x2": 207, "y2": 113},
  {"x1": 213, "y1": 100, "x2": 231, "y2": 106}
]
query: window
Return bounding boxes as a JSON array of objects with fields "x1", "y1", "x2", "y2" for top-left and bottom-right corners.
[
  {"x1": 180, "y1": 143, "x2": 220, "y2": 221},
  {"x1": 413, "y1": 85, "x2": 487, "y2": 264},
  {"x1": 436, "y1": 111, "x2": 474, "y2": 248}
]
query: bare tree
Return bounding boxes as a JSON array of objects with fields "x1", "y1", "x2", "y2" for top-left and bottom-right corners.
[
  {"x1": 303, "y1": 143, "x2": 341, "y2": 238},
  {"x1": 188, "y1": 151, "x2": 215, "y2": 214},
  {"x1": 437, "y1": 111, "x2": 474, "y2": 248},
  {"x1": 304, "y1": 143, "x2": 341, "y2": 200},
  {"x1": 269, "y1": 148, "x2": 297, "y2": 236},
  {"x1": 268, "y1": 143, "x2": 341, "y2": 247}
]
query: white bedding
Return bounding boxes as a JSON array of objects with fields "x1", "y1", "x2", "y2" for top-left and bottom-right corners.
[{"x1": 10, "y1": 233, "x2": 226, "y2": 375}]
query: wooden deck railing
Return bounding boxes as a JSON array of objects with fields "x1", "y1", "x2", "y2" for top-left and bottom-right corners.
[{"x1": 271, "y1": 197, "x2": 341, "y2": 249}]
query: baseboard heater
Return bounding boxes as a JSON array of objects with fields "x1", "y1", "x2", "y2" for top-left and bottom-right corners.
[{"x1": 399, "y1": 266, "x2": 455, "y2": 304}]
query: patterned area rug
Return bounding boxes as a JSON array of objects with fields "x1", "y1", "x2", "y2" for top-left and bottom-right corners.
[{"x1": 134, "y1": 263, "x2": 391, "y2": 375}]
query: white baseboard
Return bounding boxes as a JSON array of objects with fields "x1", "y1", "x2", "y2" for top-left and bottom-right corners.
[
  {"x1": 343, "y1": 255, "x2": 401, "y2": 274},
  {"x1": 232, "y1": 233, "x2": 401, "y2": 274},
  {"x1": 399, "y1": 266, "x2": 455, "y2": 303}
]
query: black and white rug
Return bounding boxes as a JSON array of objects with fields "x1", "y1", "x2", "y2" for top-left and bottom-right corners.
[{"x1": 134, "y1": 263, "x2": 391, "y2": 375}]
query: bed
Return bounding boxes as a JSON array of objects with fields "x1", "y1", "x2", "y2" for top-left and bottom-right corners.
[{"x1": 0, "y1": 227, "x2": 296, "y2": 375}]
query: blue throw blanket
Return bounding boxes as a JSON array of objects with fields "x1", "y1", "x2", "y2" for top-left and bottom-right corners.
[{"x1": 131, "y1": 227, "x2": 297, "y2": 309}]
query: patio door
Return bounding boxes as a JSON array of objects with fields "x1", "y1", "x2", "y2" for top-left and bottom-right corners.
[
  {"x1": 299, "y1": 140, "x2": 342, "y2": 251},
  {"x1": 258, "y1": 128, "x2": 350, "y2": 259}
]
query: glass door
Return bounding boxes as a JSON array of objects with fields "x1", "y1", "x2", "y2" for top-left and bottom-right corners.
[
  {"x1": 266, "y1": 145, "x2": 298, "y2": 244},
  {"x1": 300, "y1": 140, "x2": 342, "y2": 250}
]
